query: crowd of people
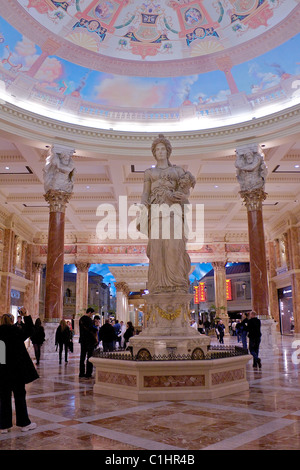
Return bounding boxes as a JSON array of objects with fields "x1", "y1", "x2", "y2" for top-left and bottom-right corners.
[
  {"x1": 0, "y1": 306, "x2": 137, "y2": 434},
  {"x1": 191, "y1": 311, "x2": 262, "y2": 368},
  {"x1": 0, "y1": 306, "x2": 262, "y2": 434}
]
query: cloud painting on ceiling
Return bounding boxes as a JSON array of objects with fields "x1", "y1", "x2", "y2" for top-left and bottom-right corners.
[
  {"x1": 14, "y1": 0, "x2": 296, "y2": 61},
  {"x1": 1, "y1": 13, "x2": 300, "y2": 111}
]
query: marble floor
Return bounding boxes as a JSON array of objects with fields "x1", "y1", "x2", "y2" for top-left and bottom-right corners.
[{"x1": 1, "y1": 333, "x2": 300, "y2": 451}]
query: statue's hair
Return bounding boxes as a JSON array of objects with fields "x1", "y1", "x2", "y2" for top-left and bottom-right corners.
[{"x1": 151, "y1": 134, "x2": 172, "y2": 164}]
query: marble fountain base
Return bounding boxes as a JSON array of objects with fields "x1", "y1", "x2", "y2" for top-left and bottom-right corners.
[{"x1": 91, "y1": 293, "x2": 251, "y2": 401}]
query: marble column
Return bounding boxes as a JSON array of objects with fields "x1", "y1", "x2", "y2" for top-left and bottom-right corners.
[
  {"x1": 43, "y1": 144, "x2": 75, "y2": 354},
  {"x1": 211, "y1": 261, "x2": 229, "y2": 331},
  {"x1": 44, "y1": 191, "x2": 71, "y2": 323},
  {"x1": 267, "y1": 242, "x2": 280, "y2": 326},
  {"x1": 236, "y1": 144, "x2": 278, "y2": 354},
  {"x1": 32, "y1": 263, "x2": 43, "y2": 321},
  {"x1": 75, "y1": 262, "x2": 90, "y2": 335},
  {"x1": 288, "y1": 226, "x2": 300, "y2": 334},
  {"x1": 0, "y1": 228, "x2": 14, "y2": 314},
  {"x1": 115, "y1": 282, "x2": 129, "y2": 324},
  {"x1": 241, "y1": 189, "x2": 269, "y2": 316}
]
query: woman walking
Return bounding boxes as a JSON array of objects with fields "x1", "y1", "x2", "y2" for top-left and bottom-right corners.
[
  {"x1": 30, "y1": 318, "x2": 45, "y2": 365},
  {"x1": 55, "y1": 319, "x2": 71, "y2": 364}
]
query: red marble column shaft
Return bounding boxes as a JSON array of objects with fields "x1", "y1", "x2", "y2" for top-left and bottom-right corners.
[
  {"x1": 247, "y1": 208, "x2": 269, "y2": 316},
  {"x1": 44, "y1": 210, "x2": 65, "y2": 321}
]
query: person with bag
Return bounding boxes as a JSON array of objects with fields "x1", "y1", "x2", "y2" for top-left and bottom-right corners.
[
  {"x1": 30, "y1": 318, "x2": 45, "y2": 365},
  {"x1": 0, "y1": 309, "x2": 39, "y2": 433},
  {"x1": 55, "y1": 319, "x2": 71, "y2": 365}
]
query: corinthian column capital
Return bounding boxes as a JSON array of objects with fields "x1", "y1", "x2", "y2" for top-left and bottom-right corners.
[
  {"x1": 239, "y1": 188, "x2": 267, "y2": 211},
  {"x1": 44, "y1": 190, "x2": 72, "y2": 213},
  {"x1": 115, "y1": 282, "x2": 129, "y2": 295},
  {"x1": 75, "y1": 262, "x2": 91, "y2": 273}
]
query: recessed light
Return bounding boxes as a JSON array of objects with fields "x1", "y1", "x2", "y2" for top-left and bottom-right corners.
[
  {"x1": 295, "y1": 165, "x2": 299, "y2": 168},
  {"x1": 151, "y1": 165, "x2": 155, "y2": 168},
  {"x1": 86, "y1": 185, "x2": 90, "y2": 189},
  {"x1": 214, "y1": 185, "x2": 219, "y2": 188},
  {"x1": 5, "y1": 166, "x2": 10, "y2": 170}
]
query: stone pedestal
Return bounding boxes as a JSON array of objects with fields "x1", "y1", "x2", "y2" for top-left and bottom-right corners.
[
  {"x1": 43, "y1": 321, "x2": 59, "y2": 357},
  {"x1": 129, "y1": 293, "x2": 210, "y2": 358},
  {"x1": 259, "y1": 317, "x2": 279, "y2": 356}
]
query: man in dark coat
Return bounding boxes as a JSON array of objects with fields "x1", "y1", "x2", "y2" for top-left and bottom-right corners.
[
  {"x1": 99, "y1": 320, "x2": 117, "y2": 352},
  {"x1": 79, "y1": 307, "x2": 97, "y2": 378},
  {"x1": 247, "y1": 310, "x2": 262, "y2": 368},
  {"x1": 0, "y1": 309, "x2": 39, "y2": 433}
]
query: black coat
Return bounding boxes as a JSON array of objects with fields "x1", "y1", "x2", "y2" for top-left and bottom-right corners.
[
  {"x1": 79, "y1": 315, "x2": 97, "y2": 346},
  {"x1": 99, "y1": 323, "x2": 117, "y2": 343},
  {"x1": 247, "y1": 317, "x2": 261, "y2": 339},
  {"x1": 31, "y1": 325, "x2": 45, "y2": 345},
  {"x1": 55, "y1": 325, "x2": 71, "y2": 345},
  {"x1": 0, "y1": 315, "x2": 39, "y2": 389},
  {"x1": 124, "y1": 326, "x2": 134, "y2": 342}
]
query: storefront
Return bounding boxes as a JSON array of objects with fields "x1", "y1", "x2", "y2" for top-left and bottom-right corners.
[{"x1": 278, "y1": 286, "x2": 294, "y2": 335}]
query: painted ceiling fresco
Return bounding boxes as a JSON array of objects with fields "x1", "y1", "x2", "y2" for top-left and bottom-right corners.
[
  {"x1": 0, "y1": 0, "x2": 300, "y2": 128},
  {"x1": 14, "y1": 0, "x2": 298, "y2": 62},
  {"x1": 1, "y1": 13, "x2": 300, "y2": 111}
]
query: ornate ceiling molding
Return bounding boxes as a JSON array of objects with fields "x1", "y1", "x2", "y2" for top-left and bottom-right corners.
[{"x1": 1, "y1": 101, "x2": 300, "y2": 155}]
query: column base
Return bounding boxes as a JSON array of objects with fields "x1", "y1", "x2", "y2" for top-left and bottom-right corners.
[
  {"x1": 258, "y1": 317, "x2": 279, "y2": 356},
  {"x1": 43, "y1": 321, "x2": 60, "y2": 356}
]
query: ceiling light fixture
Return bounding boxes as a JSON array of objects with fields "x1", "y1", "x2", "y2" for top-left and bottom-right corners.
[{"x1": 5, "y1": 166, "x2": 10, "y2": 170}]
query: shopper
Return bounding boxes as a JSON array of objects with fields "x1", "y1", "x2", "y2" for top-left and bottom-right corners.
[
  {"x1": 217, "y1": 320, "x2": 225, "y2": 344},
  {"x1": 240, "y1": 313, "x2": 249, "y2": 350},
  {"x1": 0, "y1": 309, "x2": 38, "y2": 433},
  {"x1": 123, "y1": 321, "x2": 135, "y2": 349},
  {"x1": 99, "y1": 319, "x2": 117, "y2": 352},
  {"x1": 113, "y1": 319, "x2": 121, "y2": 349},
  {"x1": 79, "y1": 307, "x2": 97, "y2": 378},
  {"x1": 118, "y1": 321, "x2": 126, "y2": 349},
  {"x1": 55, "y1": 319, "x2": 71, "y2": 364},
  {"x1": 30, "y1": 318, "x2": 45, "y2": 365},
  {"x1": 247, "y1": 311, "x2": 262, "y2": 368}
]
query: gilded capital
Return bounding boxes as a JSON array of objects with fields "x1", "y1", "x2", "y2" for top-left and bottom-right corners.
[
  {"x1": 239, "y1": 188, "x2": 267, "y2": 211},
  {"x1": 44, "y1": 189, "x2": 72, "y2": 213}
]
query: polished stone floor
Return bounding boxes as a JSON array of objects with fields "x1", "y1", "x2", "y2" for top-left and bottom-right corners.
[{"x1": 1, "y1": 333, "x2": 300, "y2": 451}]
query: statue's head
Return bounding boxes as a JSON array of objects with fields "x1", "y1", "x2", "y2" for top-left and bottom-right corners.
[{"x1": 151, "y1": 134, "x2": 172, "y2": 162}]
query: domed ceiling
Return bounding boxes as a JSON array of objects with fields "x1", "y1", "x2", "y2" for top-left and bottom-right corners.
[{"x1": 0, "y1": 0, "x2": 300, "y2": 130}]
